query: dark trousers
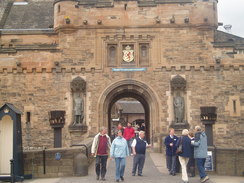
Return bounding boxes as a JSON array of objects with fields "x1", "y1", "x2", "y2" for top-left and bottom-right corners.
[
  {"x1": 132, "y1": 154, "x2": 145, "y2": 175},
  {"x1": 166, "y1": 155, "x2": 176, "y2": 174},
  {"x1": 95, "y1": 155, "x2": 108, "y2": 178},
  {"x1": 127, "y1": 138, "x2": 133, "y2": 154},
  {"x1": 196, "y1": 158, "x2": 207, "y2": 179}
]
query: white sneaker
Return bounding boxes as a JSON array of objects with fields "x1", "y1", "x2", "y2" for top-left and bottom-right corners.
[{"x1": 201, "y1": 176, "x2": 209, "y2": 183}]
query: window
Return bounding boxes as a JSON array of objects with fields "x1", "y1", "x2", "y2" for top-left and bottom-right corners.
[
  {"x1": 233, "y1": 100, "x2": 237, "y2": 113},
  {"x1": 139, "y1": 43, "x2": 149, "y2": 66},
  {"x1": 26, "y1": 112, "x2": 31, "y2": 123},
  {"x1": 107, "y1": 44, "x2": 117, "y2": 67},
  {"x1": 58, "y1": 5, "x2": 61, "y2": 13}
]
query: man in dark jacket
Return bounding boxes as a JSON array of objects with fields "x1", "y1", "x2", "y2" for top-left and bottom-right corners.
[
  {"x1": 131, "y1": 131, "x2": 151, "y2": 176},
  {"x1": 164, "y1": 128, "x2": 178, "y2": 176}
]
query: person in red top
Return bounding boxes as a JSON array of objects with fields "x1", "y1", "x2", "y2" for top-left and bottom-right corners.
[
  {"x1": 91, "y1": 127, "x2": 111, "y2": 181},
  {"x1": 123, "y1": 122, "x2": 135, "y2": 155}
]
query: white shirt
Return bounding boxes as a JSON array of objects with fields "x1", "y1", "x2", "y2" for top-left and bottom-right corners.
[{"x1": 131, "y1": 137, "x2": 149, "y2": 147}]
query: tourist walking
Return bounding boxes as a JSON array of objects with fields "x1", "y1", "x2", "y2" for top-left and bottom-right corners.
[
  {"x1": 110, "y1": 130, "x2": 129, "y2": 182},
  {"x1": 131, "y1": 131, "x2": 151, "y2": 176},
  {"x1": 176, "y1": 129, "x2": 193, "y2": 183},
  {"x1": 91, "y1": 127, "x2": 111, "y2": 181},
  {"x1": 187, "y1": 129, "x2": 195, "y2": 177},
  {"x1": 164, "y1": 128, "x2": 179, "y2": 176},
  {"x1": 117, "y1": 123, "x2": 124, "y2": 134},
  {"x1": 139, "y1": 122, "x2": 146, "y2": 131},
  {"x1": 191, "y1": 126, "x2": 209, "y2": 183},
  {"x1": 123, "y1": 122, "x2": 135, "y2": 155}
]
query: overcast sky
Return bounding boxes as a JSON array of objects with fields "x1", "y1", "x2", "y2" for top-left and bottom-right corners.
[{"x1": 218, "y1": 0, "x2": 244, "y2": 38}]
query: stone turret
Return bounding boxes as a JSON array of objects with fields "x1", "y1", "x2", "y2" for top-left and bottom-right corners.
[
  {"x1": 53, "y1": 0, "x2": 218, "y2": 32},
  {"x1": 53, "y1": 0, "x2": 80, "y2": 31}
]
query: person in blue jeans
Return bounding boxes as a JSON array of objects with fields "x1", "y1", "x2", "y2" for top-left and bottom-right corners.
[
  {"x1": 164, "y1": 128, "x2": 179, "y2": 176},
  {"x1": 191, "y1": 126, "x2": 209, "y2": 183},
  {"x1": 110, "y1": 130, "x2": 129, "y2": 182}
]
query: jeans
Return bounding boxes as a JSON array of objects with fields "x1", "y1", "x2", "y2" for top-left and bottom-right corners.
[
  {"x1": 196, "y1": 158, "x2": 207, "y2": 179},
  {"x1": 166, "y1": 155, "x2": 176, "y2": 174},
  {"x1": 132, "y1": 154, "x2": 145, "y2": 175},
  {"x1": 127, "y1": 139, "x2": 133, "y2": 154},
  {"x1": 95, "y1": 155, "x2": 108, "y2": 178},
  {"x1": 115, "y1": 158, "x2": 126, "y2": 180},
  {"x1": 179, "y1": 156, "x2": 189, "y2": 182}
]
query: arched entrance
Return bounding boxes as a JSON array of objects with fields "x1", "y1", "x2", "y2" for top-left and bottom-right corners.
[
  {"x1": 108, "y1": 93, "x2": 149, "y2": 141},
  {"x1": 98, "y1": 80, "x2": 160, "y2": 144}
]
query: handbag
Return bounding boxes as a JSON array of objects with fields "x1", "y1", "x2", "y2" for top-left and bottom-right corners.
[{"x1": 176, "y1": 137, "x2": 183, "y2": 154}]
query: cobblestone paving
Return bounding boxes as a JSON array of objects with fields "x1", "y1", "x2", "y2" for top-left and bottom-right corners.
[{"x1": 22, "y1": 153, "x2": 243, "y2": 183}]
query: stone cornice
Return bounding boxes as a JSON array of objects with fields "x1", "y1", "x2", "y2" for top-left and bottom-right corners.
[
  {"x1": 54, "y1": 0, "x2": 79, "y2": 5},
  {"x1": 0, "y1": 44, "x2": 59, "y2": 53},
  {"x1": 76, "y1": 0, "x2": 194, "y2": 8},
  {"x1": 0, "y1": 29, "x2": 56, "y2": 35},
  {"x1": 0, "y1": 65, "x2": 243, "y2": 74}
]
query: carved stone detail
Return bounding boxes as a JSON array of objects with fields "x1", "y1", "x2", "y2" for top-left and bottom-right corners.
[
  {"x1": 170, "y1": 75, "x2": 186, "y2": 91},
  {"x1": 71, "y1": 77, "x2": 86, "y2": 93}
]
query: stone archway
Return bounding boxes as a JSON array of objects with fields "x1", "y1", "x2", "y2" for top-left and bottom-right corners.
[{"x1": 98, "y1": 80, "x2": 160, "y2": 145}]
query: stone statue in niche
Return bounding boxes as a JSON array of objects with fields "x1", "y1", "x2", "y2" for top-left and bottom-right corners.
[
  {"x1": 71, "y1": 77, "x2": 86, "y2": 126},
  {"x1": 173, "y1": 91, "x2": 185, "y2": 123},
  {"x1": 171, "y1": 75, "x2": 187, "y2": 124},
  {"x1": 73, "y1": 92, "x2": 84, "y2": 125}
]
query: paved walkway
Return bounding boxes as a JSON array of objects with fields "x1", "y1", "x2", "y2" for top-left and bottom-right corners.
[{"x1": 22, "y1": 152, "x2": 243, "y2": 183}]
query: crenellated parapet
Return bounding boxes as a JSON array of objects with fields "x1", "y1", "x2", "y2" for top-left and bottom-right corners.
[
  {"x1": 53, "y1": 0, "x2": 218, "y2": 32},
  {"x1": 0, "y1": 64, "x2": 243, "y2": 74}
]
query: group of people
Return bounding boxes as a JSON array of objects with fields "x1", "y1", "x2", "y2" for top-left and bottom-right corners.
[
  {"x1": 91, "y1": 123, "x2": 150, "y2": 182},
  {"x1": 91, "y1": 123, "x2": 209, "y2": 183},
  {"x1": 164, "y1": 126, "x2": 209, "y2": 183}
]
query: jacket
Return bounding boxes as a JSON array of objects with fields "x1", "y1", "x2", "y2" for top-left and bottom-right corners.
[
  {"x1": 110, "y1": 136, "x2": 129, "y2": 158},
  {"x1": 192, "y1": 131, "x2": 208, "y2": 159},
  {"x1": 176, "y1": 135, "x2": 193, "y2": 158},
  {"x1": 164, "y1": 135, "x2": 178, "y2": 156},
  {"x1": 123, "y1": 127, "x2": 135, "y2": 140},
  {"x1": 91, "y1": 133, "x2": 111, "y2": 157}
]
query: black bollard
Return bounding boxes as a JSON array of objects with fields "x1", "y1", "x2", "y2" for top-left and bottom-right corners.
[{"x1": 10, "y1": 159, "x2": 15, "y2": 183}]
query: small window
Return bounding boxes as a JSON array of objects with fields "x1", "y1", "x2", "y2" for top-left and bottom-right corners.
[
  {"x1": 26, "y1": 112, "x2": 31, "y2": 123},
  {"x1": 58, "y1": 5, "x2": 61, "y2": 13},
  {"x1": 107, "y1": 44, "x2": 117, "y2": 67},
  {"x1": 139, "y1": 43, "x2": 149, "y2": 66},
  {"x1": 233, "y1": 100, "x2": 237, "y2": 113}
]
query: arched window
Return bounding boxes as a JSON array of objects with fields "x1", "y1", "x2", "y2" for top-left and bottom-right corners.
[
  {"x1": 107, "y1": 44, "x2": 117, "y2": 66},
  {"x1": 139, "y1": 44, "x2": 149, "y2": 66}
]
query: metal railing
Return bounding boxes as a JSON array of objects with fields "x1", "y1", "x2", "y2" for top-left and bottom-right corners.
[{"x1": 70, "y1": 144, "x2": 89, "y2": 158}]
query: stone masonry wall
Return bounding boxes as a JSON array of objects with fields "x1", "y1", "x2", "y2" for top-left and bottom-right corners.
[
  {"x1": 23, "y1": 139, "x2": 93, "y2": 178},
  {"x1": 0, "y1": 65, "x2": 243, "y2": 149},
  {"x1": 0, "y1": 1, "x2": 243, "y2": 177}
]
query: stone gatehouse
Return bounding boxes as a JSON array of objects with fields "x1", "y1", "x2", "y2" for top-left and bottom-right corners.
[{"x1": 0, "y1": 0, "x2": 244, "y2": 176}]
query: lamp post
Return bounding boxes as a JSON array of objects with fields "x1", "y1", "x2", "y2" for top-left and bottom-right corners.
[
  {"x1": 200, "y1": 106, "x2": 217, "y2": 172},
  {"x1": 200, "y1": 106, "x2": 217, "y2": 146}
]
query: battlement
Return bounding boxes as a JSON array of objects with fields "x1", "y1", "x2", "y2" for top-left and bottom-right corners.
[{"x1": 54, "y1": 0, "x2": 218, "y2": 31}]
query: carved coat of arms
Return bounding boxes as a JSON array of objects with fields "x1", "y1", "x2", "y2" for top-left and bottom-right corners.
[{"x1": 123, "y1": 45, "x2": 134, "y2": 62}]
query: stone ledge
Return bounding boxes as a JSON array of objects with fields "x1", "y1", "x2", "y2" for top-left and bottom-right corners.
[
  {"x1": 0, "y1": 65, "x2": 243, "y2": 74},
  {"x1": 0, "y1": 29, "x2": 56, "y2": 35},
  {"x1": 0, "y1": 44, "x2": 59, "y2": 53}
]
